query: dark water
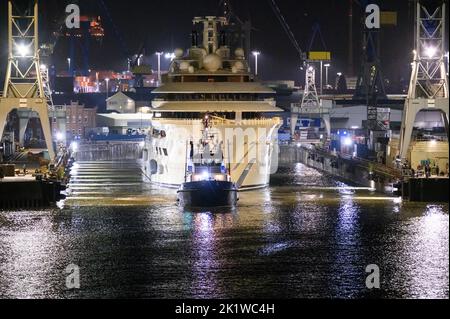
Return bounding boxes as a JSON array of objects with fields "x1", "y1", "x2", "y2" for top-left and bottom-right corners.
[{"x1": 0, "y1": 160, "x2": 448, "y2": 299}]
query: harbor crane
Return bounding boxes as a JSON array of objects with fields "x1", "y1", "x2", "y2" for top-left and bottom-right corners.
[
  {"x1": 0, "y1": 0, "x2": 55, "y2": 159},
  {"x1": 398, "y1": 0, "x2": 449, "y2": 161},
  {"x1": 266, "y1": 0, "x2": 331, "y2": 141}
]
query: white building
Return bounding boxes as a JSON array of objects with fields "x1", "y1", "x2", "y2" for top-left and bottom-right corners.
[
  {"x1": 329, "y1": 105, "x2": 402, "y2": 130},
  {"x1": 106, "y1": 92, "x2": 138, "y2": 113},
  {"x1": 96, "y1": 113, "x2": 153, "y2": 135},
  {"x1": 106, "y1": 91, "x2": 153, "y2": 114}
]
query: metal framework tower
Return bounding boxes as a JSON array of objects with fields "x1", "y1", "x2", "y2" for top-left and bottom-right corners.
[
  {"x1": 193, "y1": 16, "x2": 228, "y2": 54},
  {"x1": 291, "y1": 65, "x2": 331, "y2": 140},
  {"x1": 398, "y1": 1, "x2": 449, "y2": 159},
  {"x1": 0, "y1": 0, "x2": 55, "y2": 159},
  {"x1": 353, "y1": 9, "x2": 386, "y2": 102},
  {"x1": 301, "y1": 65, "x2": 320, "y2": 108},
  {"x1": 40, "y1": 66, "x2": 54, "y2": 112}
]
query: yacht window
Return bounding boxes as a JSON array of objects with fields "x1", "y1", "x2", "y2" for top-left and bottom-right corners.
[{"x1": 143, "y1": 150, "x2": 148, "y2": 161}]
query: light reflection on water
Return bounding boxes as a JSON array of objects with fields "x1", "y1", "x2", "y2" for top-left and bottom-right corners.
[{"x1": 0, "y1": 160, "x2": 448, "y2": 299}]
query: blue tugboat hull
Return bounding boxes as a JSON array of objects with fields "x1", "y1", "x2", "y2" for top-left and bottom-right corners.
[{"x1": 177, "y1": 180, "x2": 238, "y2": 208}]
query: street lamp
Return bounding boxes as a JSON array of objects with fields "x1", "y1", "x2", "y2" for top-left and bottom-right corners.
[
  {"x1": 324, "y1": 63, "x2": 331, "y2": 88},
  {"x1": 105, "y1": 78, "x2": 110, "y2": 99},
  {"x1": 96, "y1": 72, "x2": 99, "y2": 92},
  {"x1": 67, "y1": 58, "x2": 71, "y2": 73},
  {"x1": 165, "y1": 52, "x2": 175, "y2": 61},
  {"x1": 155, "y1": 52, "x2": 164, "y2": 86},
  {"x1": 252, "y1": 51, "x2": 261, "y2": 76}
]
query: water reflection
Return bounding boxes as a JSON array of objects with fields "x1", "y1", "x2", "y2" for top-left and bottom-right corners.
[
  {"x1": 330, "y1": 196, "x2": 363, "y2": 298},
  {"x1": 182, "y1": 210, "x2": 235, "y2": 298},
  {"x1": 0, "y1": 161, "x2": 448, "y2": 299},
  {"x1": 0, "y1": 213, "x2": 67, "y2": 298},
  {"x1": 401, "y1": 204, "x2": 449, "y2": 298}
]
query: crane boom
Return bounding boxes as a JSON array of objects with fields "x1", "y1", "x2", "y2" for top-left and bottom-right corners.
[
  {"x1": 267, "y1": 0, "x2": 305, "y2": 61},
  {"x1": 97, "y1": 0, "x2": 130, "y2": 58}
]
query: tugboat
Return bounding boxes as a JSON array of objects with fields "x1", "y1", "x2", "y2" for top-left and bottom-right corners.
[{"x1": 177, "y1": 114, "x2": 238, "y2": 208}]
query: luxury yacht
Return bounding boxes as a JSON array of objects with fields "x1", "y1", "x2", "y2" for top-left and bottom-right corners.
[{"x1": 142, "y1": 16, "x2": 282, "y2": 190}]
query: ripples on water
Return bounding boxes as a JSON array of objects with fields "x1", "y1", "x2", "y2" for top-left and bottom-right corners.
[{"x1": 0, "y1": 161, "x2": 448, "y2": 299}]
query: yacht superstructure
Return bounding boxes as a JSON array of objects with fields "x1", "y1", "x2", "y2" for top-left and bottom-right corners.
[{"x1": 142, "y1": 16, "x2": 282, "y2": 190}]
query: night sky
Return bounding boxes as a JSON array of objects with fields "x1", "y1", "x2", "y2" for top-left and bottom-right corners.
[{"x1": 0, "y1": 0, "x2": 448, "y2": 86}]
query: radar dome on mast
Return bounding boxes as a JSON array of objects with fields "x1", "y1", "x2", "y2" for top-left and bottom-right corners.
[{"x1": 203, "y1": 53, "x2": 222, "y2": 72}]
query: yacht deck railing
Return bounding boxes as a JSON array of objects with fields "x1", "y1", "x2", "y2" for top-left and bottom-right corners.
[{"x1": 153, "y1": 117, "x2": 282, "y2": 126}]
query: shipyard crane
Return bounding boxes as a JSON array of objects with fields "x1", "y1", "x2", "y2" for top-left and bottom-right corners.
[
  {"x1": 353, "y1": 0, "x2": 387, "y2": 103},
  {"x1": 398, "y1": 0, "x2": 448, "y2": 162},
  {"x1": 267, "y1": 0, "x2": 306, "y2": 63},
  {"x1": 129, "y1": 43, "x2": 152, "y2": 88},
  {"x1": 217, "y1": 0, "x2": 255, "y2": 61},
  {"x1": 218, "y1": 0, "x2": 243, "y2": 24},
  {"x1": 0, "y1": 0, "x2": 55, "y2": 159},
  {"x1": 266, "y1": 0, "x2": 331, "y2": 141},
  {"x1": 97, "y1": 0, "x2": 130, "y2": 60}
]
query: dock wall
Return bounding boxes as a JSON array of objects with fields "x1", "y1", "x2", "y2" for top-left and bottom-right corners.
[
  {"x1": 278, "y1": 145, "x2": 449, "y2": 202},
  {"x1": 278, "y1": 145, "x2": 398, "y2": 193},
  {"x1": 0, "y1": 180, "x2": 65, "y2": 209},
  {"x1": 74, "y1": 142, "x2": 143, "y2": 161}
]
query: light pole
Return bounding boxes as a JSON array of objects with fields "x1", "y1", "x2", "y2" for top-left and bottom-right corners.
[
  {"x1": 445, "y1": 51, "x2": 449, "y2": 76},
  {"x1": 319, "y1": 61, "x2": 323, "y2": 95},
  {"x1": 252, "y1": 51, "x2": 260, "y2": 76},
  {"x1": 336, "y1": 72, "x2": 342, "y2": 90},
  {"x1": 155, "y1": 52, "x2": 164, "y2": 86},
  {"x1": 105, "y1": 78, "x2": 110, "y2": 99},
  {"x1": 96, "y1": 72, "x2": 99, "y2": 92},
  {"x1": 324, "y1": 63, "x2": 330, "y2": 88},
  {"x1": 67, "y1": 58, "x2": 71, "y2": 74}
]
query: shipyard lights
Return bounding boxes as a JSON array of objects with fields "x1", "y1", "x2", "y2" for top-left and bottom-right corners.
[
  {"x1": 252, "y1": 51, "x2": 261, "y2": 76},
  {"x1": 15, "y1": 42, "x2": 31, "y2": 57},
  {"x1": 164, "y1": 52, "x2": 176, "y2": 61},
  {"x1": 343, "y1": 137, "x2": 353, "y2": 147},
  {"x1": 70, "y1": 141, "x2": 78, "y2": 152},
  {"x1": 105, "y1": 78, "x2": 110, "y2": 98},
  {"x1": 324, "y1": 63, "x2": 331, "y2": 87},
  {"x1": 424, "y1": 46, "x2": 438, "y2": 59},
  {"x1": 56, "y1": 132, "x2": 64, "y2": 141},
  {"x1": 155, "y1": 52, "x2": 164, "y2": 85}
]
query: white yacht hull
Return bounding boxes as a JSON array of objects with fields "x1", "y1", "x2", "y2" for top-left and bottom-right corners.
[{"x1": 142, "y1": 119, "x2": 281, "y2": 190}]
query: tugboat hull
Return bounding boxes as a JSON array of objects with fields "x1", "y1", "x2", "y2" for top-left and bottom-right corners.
[{"x1": 177, "y1": 181, "x2": 238, "y2": 208}]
